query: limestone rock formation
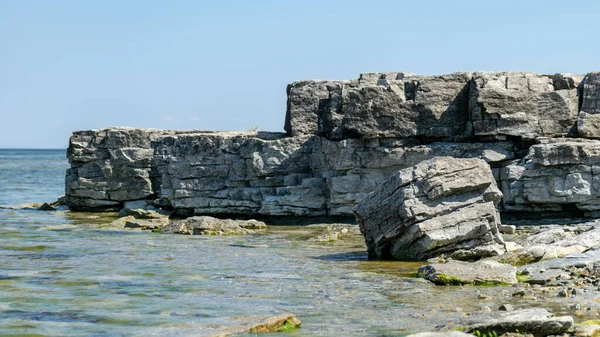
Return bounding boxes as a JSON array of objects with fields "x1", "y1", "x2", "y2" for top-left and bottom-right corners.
[
  {"x1": 66, "y1": 127, "x2": 173, "y2": 210},
  {"x1": 65, "y1": 128, "x2": 518, "y2": 216},
  {"x1": 65, "y1": 71, "x2": 600, "y2": 221},
  {"x1": 286, "y1": 72, "x2": 473, "y2": 140},
  {"x1": 417, "y1": 259, "x2": 517, "y2": 285},
  {"x1": 461, "y1": 308, "x2": 573, "y2": 337},
  {"x1": 162, "y1": 216, "x2": 266, "y2": 235},
  {"x1": 469, "y1": 72, "x2": 581, "y2": 139},
  {"x1": 578, "y1": 72, "x2": 600, "y2": 138},
  {"x1": 501, "y1": 138, "x2": 600, "y2": 215},
  {"x1": 353, "y1": 157, "x2": 505, "y2": 260}
]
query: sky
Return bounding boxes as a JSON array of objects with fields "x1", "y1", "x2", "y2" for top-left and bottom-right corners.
[{"x1": 1, "y1": 0, "x2": 600, "y2": 148}]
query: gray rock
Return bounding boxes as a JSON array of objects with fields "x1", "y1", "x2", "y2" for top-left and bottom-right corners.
[
  {"x1": 418, "y1": 259, "x2": 517, "y2": 285},
  {"x1": 118, "y1": 200, "x2": 170, "y2": 219},
  {"x1": 469, "y1": 72, "x2": 581, "y2": 139},
  {"x1": 286, "y1": 72, "x2": 473, "y2": 140},
  {"x1": 65, "y1": 127, "x2": 175, "y2": 210},
  {"x1": 501, "y1": 138, "x2": 600, "y2": 214},
  {"x1": 577, "y1": 112, "x2": 600, "y2": 139},
  {"x1": 66, "y1": 127, "x2": 519, "y2": 217},
  {"x1": 354, "y1": 157, "x2": 505, "y2": 260},
  {"x1": 37, "y1": 202, "x2": 57, "y2": 211},
  {"x1": 162, "y1": 216, "x2": 266, "y2": 235},
  {"x1": 285, "y1": 80, "x2": 346, "y2": 137},
  {"x1": 124, "y1": 218, "x2": 170, "y2": 230},
  {"x1": 499, "y1": 225, "x2": 516, "y2": 234},
  {"x1": 461, "y1": 308, "x2": 573, "y2": 337},
  {"x1": 514, "y1": 223, "x2": 600, "y2": 263}
]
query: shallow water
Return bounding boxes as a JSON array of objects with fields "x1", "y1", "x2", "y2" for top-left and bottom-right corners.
[{"x1": 0, "y1": 149, "x2": 582, "y2": 336}]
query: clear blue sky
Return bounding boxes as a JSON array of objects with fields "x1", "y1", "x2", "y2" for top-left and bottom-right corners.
[{"x1": 1, "y1": 0, "x2": 599, "y2": 148}]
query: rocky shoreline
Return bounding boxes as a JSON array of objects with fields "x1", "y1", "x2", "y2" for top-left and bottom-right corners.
[{"x1": 57, "y1": 70, "x2": 600, "y2": 336}]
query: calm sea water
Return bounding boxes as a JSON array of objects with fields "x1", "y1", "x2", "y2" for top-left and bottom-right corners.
[{"x1": 0, "y1": 149, "x2": 516, "y2": 336}]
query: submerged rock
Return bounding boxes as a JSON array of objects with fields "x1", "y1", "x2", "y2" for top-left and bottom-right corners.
[
  {"x1": 162, "y1": 216, "x2": 266, "y2": 235},
  {"x1": 460, "y1": 308, "x2": 573, "y2": 337},
  {"x1": 214, "y1": 313, "x2": 301, "y2": 336},
  {"x1": 354, "y1": 157, "x2": 505, "y2": 260},
  {"x1": 124, "y1": 218, "x2": 170, "y2": 230},
  {"x1": 418, "y1": 259, "x2": 517, "y2": 285}
]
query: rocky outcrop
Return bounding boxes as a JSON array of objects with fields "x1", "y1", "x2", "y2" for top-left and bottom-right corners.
[
  {"x1": 578, "y1": 72, "x2": 600, "y2": 138},
  {"x1": 65, "y1": 70, "x2": 600, "y2": 221},
  {"x1": 501, "y1": 138, "x2": 600, "y2": 215},
  {"x1": 65, "y1": 128, "x2": 518, "y2": 216},
  {"x1": 66, "y1": 128, "x2": 174, "y2": 210},
  {"x1": 353, "y1": 157, "x2": 505, "y2": 260},
  {"x1": 286, "y1": 72, "x2": 473, "y2": 140},
  {"x1": 469, "y1": 72, "x2": 581, "y2": 139}
]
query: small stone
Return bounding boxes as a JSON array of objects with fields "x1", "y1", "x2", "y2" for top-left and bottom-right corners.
[
  {"x1": 512, "y1": 290, "x2": 526, "y2": 297},
  {"x1": 499, "y1": 224, "x2": 517, "y2": 234},
  {"x1": 38, "y1": 202, "x2": 57, "y2": 211},
  {"x1": 558, "y1": 289, "x2": 569, "y2": 297},
  {"x1": 498, "y1": 304, "x2": 514, "y2": 311}
]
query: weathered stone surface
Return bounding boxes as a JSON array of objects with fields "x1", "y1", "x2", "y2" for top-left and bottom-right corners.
[
  {"x1": 162, "y1": 216, "x2": 266, "y2": 235},
  {"x1": 577, "y1": 112, "x2": 600, "y2": 139},
  {"x1": 354, "y1": 157, "x2": 505, "y2": 260},
  {"x1": 469, "y1": 72, "x2": 581, "y2": 139},
  {"x1": 514, "y1": 224, "x2": 600, "y2": 264},
  {"x1": 117, "y1": 200, "x2": 170, "y2": 219},
  {"x1": 66, "y1": 128, "x2": 518, "y2": 216},
  {"x1": 285, "y1": 80, "x2": 346, "y2": 137},
  {"x1": 461, "y1": 308, "x2": 573, "y2": 337},
  {"x1": 124, "y1": 218, "x2": 170, "y2": 230},
  {"x1": 213, "y1": 313, "x2": 301, "y2": 336},
  {"x1": 65, "y1": 127, "x2": 175, "y2": 210},
  {"x1": 64, "y1": 71, "x2": 600, "y2": 218},
  {"x1": 286, "y1": 72, "x2": 473, "y2": 140},
  {"x1": 502, "y1": 139, "x2": 600, "y2": 214},
  {"x1": 417, "y1": 259, "x2": 517, "y2": 285},
  {"x1": 578, "y1": 72, "x2": 600, "y2": 138}
]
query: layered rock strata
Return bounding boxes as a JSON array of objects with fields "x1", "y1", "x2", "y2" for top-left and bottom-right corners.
[
  {"x1": 66, "y1": 71, "x2": 600, "y2": 219},
  {"x1": 353, "y1": 157, "x2": 505, "y2": 260},
  {"x1": 65, "y1": 128, "x2": 517, "y2": 215}
]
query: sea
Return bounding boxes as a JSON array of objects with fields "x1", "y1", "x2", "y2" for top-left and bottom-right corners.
[{"x1": 0, "y1": 149, "x2": 488, "y2": 336}]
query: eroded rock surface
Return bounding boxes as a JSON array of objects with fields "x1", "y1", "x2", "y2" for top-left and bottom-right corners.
[
  {"x1": 418, "y1": 259, "x2": 517, "y2": 285},
  {"x1": 66, "y1": 128, "x2": 518, "y2": 217},
  {"x1": 354, "y1": 157, "x2": 505, "y2": 260},
  {"x1": 162, "y1": 216, "x2": 266, "y2": 235},
  {"x1": 65, "y1": 71, "x2": 600, "y2": 222},
  {"x1": 502, "y1": 139, "x2": 600, "y2": 215},
  {"x1": 461, "y1": 308, "x2": 573, "y2": 337},
  {"x1": 469, "y1": 72, "x2": 581, "y2": 139},
  {"x1": 286, "y1": 72, "x2": 473, "y2": 140}
]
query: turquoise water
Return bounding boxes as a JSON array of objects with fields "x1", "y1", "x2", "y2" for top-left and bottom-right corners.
[{"x1": 0, "y1": 149, "x2": 512, "y2": 336}]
